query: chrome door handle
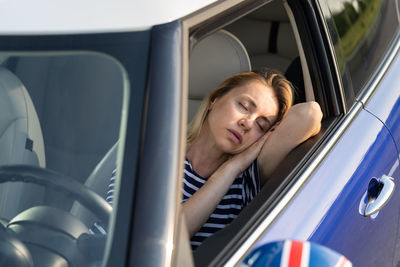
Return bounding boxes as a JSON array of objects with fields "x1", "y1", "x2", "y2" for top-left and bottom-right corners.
[{"x1": 363, "y1": 175, "x2": 395, "y2": 217}]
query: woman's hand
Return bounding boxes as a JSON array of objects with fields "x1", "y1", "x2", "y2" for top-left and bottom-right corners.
[{"x1": 228, "y1": 131, "x2": 271, "y2": 174}]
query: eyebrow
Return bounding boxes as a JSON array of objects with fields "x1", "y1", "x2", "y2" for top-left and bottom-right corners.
[
  {"x1": 242, "y1": 96, "x2": 273, "y2": 125},
  {"x1": 243, "y1": 96, "x2": 257, "y2": 109}
]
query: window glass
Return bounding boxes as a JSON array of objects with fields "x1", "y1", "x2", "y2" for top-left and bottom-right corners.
[
  {"x1": 0, "y1": 53, "x2": 125, "y2": 266},
  {"x1": 321, "y1": 0, "x2": 399, "y2": 107}
]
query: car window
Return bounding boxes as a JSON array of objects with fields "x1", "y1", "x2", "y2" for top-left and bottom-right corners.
[
  {"x1": 320, "y1": 0, "x2": 400, "y2": 108},
  {"x1": 186, "y1": 0, "x2": 330, "y2": 264},
  {"x1": 0, "y1": 53, "x2": 124, "y2": 266}
]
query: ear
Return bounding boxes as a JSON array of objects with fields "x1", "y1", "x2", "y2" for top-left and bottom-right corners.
[{"x1": 208, "y1": 100, "x2": 216, "y2": 110}]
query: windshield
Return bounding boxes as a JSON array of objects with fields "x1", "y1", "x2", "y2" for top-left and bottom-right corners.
[{"x1": 0, "y1": 52, "x2": 126, "y2": 266}]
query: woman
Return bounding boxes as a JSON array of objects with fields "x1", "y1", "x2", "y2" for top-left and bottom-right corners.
[{"x1": 182, "y1": 70, "x2": 322, "y2": 249}]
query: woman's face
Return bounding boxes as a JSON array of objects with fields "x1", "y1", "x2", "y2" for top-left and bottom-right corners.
[{"x1": 206, "y1": 80, "x2": 279, "y2": 154}]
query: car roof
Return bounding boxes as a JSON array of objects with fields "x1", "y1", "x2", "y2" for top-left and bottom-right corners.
[{"x1": 0, "y1": 0, "x2": 217, "y2": 35}]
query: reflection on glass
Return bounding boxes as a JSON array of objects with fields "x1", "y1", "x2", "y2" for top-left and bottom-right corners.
[
  {"x1": 323, "y1": 0, "x2": 398, "y2": 106},
  {"x1": 0, "y1": 53, "x2": 124, "y2": 266}
]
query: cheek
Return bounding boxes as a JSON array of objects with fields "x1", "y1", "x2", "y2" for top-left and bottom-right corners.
[
  {"x1": 217, "y1": 102, "x2": 235, "y2": 116},
  {"x1": 250, "y1": 130, "x2": 264, "y2": 141},
  {"x1": 210, "y1": 102, "x2": 238, "y2": 123},
  {"x1": 207, "y1": 109, "x2": 223, "y2": 129}
]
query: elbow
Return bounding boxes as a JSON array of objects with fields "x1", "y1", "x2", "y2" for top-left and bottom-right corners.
[
  {"x1": 305, "y1": 101, "x2": 322, "y2": 136},
  {"x1": 295, "y1": 101, "x2": 323, "y2": 136},
  {"x1": 306, "y1": 101, "x2": 323, "y2": 133}
]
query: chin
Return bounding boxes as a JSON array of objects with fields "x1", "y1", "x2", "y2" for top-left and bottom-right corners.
[
  {"x1": 223, "y1": 145, "x2": 246, "y2": 155},
  {"x1": 218, "y1": 139, "x2": 248, "y2": 155}
]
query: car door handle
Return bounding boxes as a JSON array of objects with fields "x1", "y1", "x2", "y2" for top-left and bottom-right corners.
[{"x1": 363, "y1": 175, "x2": 395, "y2": 217}]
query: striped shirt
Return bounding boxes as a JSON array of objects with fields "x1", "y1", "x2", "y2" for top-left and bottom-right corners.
[
  {"x1": 89, "y1": 169, "x2": 116, "y2": 234},
  {"x1": 182, "y1": 158, "x2": 260, "y2": 250}
]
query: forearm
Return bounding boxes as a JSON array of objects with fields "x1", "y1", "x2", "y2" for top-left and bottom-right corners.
[
  {"x1": 258, "y1": 101, "x2": 322, "y2": 182},
  {"x1": 182, "y1": 161, "x2": 239, "y2": 237}
]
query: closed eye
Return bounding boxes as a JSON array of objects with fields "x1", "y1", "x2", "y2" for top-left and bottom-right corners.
[
  {"x1": 257, "y1": 122, "x2": 266, "y2": 132},
  {"x1": 239, "y1": 102, "x2": 248, "y2": 111},
  {"x1": 256, "y1": 118, "x2": 271, "y2": 132}
]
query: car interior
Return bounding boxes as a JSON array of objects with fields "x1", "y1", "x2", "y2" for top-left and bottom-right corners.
[
  {"x1": 0, "y1": 54, "x2": 123, "y2": 224},
  {"x1": 0, "y1": 53, "x2": 123, "y2": 265},
  {"x1": 187, "y1": 0, "x2": 335, "y2": 264},
  {"x1": 0, "y1": 66, "x2": 46, "y2": 222}
]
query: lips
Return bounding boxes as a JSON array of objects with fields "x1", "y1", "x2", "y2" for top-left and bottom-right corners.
[{"x1": 227, "y1": 129, "x2": 243, "y2": 145}]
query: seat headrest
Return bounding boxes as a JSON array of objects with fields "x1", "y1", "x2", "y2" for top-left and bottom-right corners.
[
  {"x1": 0, "y1": 67, "x2": 45, "y2": 167},
  {"x1": 189, "y1": 30, "x2": 251, "y2": 100}
]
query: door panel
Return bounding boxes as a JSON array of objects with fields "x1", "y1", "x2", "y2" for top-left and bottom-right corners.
[
  {"x1": 254, "y1": 106, "x2": 400, "y2": 266},
  {"x1": 361, "y1": 46, "x2": 400, "y2": 156}
]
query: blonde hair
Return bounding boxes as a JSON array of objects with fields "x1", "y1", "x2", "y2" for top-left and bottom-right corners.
[{"x1": 187, "y1": 70, "x2": 293, "y2": 144}]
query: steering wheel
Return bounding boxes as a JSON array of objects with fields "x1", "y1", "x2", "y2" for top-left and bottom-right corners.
[{"x1": 0, "y1": 165, "x2": 112, "y2": 267}]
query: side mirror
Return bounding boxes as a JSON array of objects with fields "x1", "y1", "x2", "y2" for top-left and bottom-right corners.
[{"x1": 240, "y1": 240, "x2": 352, "y2": 267}]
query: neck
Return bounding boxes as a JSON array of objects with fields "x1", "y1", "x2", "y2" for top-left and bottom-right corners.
[{"x1": 186, "y1": 125, "x2": 229, "y2": 178}]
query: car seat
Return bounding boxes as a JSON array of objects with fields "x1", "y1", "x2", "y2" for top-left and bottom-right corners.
[
  {"x1": 188, "y1": 29, "x2": 251, "y2": 121},
  {"x1": 0, "y1": 66, "x2": 46, "y2": 220},
  {"x1": 224, "y1": 0, "x2": 297, "y2": 73},
  {"x1": 11, "y1": 55, "x2": 123, "y2": 185}
]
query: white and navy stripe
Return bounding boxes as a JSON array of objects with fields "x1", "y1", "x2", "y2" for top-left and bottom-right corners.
[
  {"x1": 182, "y1": 158, "x2": 260, "y2": 250},
  {"x1": 105, "y1": 169, "x2": 116, "y2": 205},
  {"x1": 89, "y1": 169, "x2": 116, "y2": 234}
]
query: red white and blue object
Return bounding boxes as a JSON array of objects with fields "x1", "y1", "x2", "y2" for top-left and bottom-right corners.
[{"x1": 240, "y1": 240, "x2": 352, "y2": 267}]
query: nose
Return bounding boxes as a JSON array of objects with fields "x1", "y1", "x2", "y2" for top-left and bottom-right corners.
[{"x1": 238, "y1": 118, "x2": 253, "y2": 131}]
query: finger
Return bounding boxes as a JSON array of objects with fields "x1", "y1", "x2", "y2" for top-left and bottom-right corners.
[
  {"x1": 256, "y1": 131, "x2": 271, "y2": 146},
  {"x1": 249, "y1": 133, "x2": 271, "y2": 155}
]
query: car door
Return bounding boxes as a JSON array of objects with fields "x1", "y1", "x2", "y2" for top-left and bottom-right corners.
[
  {"x1": 249, "y1": 102, "x2": 400, "y2": 267},
  {"x1": 308, "y1": 108, "x2": 400, "y2": 267}
]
